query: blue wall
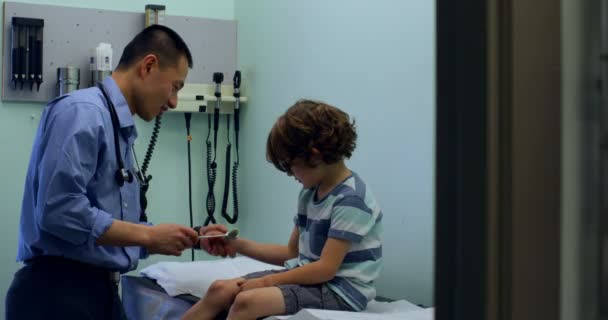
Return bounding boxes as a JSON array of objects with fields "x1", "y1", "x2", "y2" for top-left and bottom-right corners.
[{"x1": 235, "y1": 0, "x2": 435, "y2": 305}]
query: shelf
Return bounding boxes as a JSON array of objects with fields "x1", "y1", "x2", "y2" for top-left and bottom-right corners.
[{"x1": 170, "y1": 83, "x2": 247, "y2": 114}]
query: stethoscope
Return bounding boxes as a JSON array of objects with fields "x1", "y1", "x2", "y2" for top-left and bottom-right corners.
[{"x1": 97, "y1": 82, "x2": 147, "y2": 189}]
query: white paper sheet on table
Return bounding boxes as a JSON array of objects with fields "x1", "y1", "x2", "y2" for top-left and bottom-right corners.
[{"x1": 140, "y1": 256, "x2": 281, "y2": 298}]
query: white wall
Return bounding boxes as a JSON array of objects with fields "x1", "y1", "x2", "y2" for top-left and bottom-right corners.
[{"x1": 235, "y1": 0, "x2": 435, "y2": 306}]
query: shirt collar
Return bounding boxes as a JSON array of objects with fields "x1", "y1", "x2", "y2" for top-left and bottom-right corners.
[
  {"x1": 101, "y1": 76, "x2": 138, "y2": 141},
  {"x1": 102, "y1": 76, "x2": 136, "y2": 130}
]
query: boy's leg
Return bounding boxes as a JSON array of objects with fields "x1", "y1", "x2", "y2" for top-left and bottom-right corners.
[
  {"x1": 181, "y1": 278, "x2": 244, "y2": 320},
  {"x1": 226, "y1": 287, "x2": 285, "y2": 320}
]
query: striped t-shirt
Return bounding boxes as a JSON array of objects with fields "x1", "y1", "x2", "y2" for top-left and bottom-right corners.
[{"x1": 284, "y1": 171, "x2": 383, "y2": 311}]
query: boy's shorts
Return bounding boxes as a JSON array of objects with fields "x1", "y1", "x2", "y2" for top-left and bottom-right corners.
[{"x1": 242, "y1": 269, "x2": 355, "y2": 315}]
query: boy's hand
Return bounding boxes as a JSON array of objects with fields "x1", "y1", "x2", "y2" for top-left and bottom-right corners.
[
  {"x1": 199, "y1": 224, "x2": 237, "y2": 257},
  {"x1": 237, "y1": 277, "x2": 271, "y2": 292}
]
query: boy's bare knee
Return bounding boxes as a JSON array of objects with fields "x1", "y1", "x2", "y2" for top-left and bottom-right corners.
[
  {"x1": 207, "y1": 280, "x2": 226, "y2": 294},
  {"x1": 230, "y1": 291, "x2": 256, "y2": 314},
  {"x1": 206, "y1": 280, "x2": 238, "y2": 301}
]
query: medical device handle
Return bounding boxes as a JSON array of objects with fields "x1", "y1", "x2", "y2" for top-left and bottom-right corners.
[
  {"x1": 233, "y1": 70, "x2": 241, "y2": 91},
  {"x1": 233, "y1": 70, "x2": 241, "y2": 132},
  {"x1": 212, "y1": 72, "x2": 223, "y2": 152}
]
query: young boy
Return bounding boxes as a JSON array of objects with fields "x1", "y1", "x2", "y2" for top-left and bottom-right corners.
[{"x1": 183, "y1": 99, "x2": 383, "y2": 320}]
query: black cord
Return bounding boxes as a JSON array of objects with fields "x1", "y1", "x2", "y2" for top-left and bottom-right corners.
[
  {"x1": 234, "y1": 108, "x2": 240, "y2": 163},
  {"x1": 229, "y1": 160, "x2": 239, "y2": 222},
  {"x1": 138, "y1": 112, "x2": 162, "y2": 223},
  {"x1": 205, "y1": 114, "x2": 217, "y2": 225},
  {"x1": 231, "y1": 108, "x2": 240, "y2": 222},
  {"x1": 141, "y1": 115, "x2": 161, "y2": 176},
  {"x1": 206, "y1": 73, "x2": 224, "y2": 225},
  {"x1": 222, "y1": 71, "x2": 241, "y2": 224},
  {"x1": 185, "y1": 113, "x2": 194, "y2": 261},
  {"x1": 221, "y1": 114, "x2": 238, "y2": 224}
]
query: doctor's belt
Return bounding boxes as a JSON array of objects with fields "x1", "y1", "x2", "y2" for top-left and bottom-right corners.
[{"x1": 24, "y1": 255, "x2": 121, "y2": 283}]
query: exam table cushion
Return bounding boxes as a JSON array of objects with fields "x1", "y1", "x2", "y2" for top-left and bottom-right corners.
[{"x1": 130, "y1": 257, "x2": 434, "y2": 320}]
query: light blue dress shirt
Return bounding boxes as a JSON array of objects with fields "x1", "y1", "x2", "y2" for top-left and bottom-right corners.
[{"x1": 17, "y1": 77, "x2": 147, "y2": 272}]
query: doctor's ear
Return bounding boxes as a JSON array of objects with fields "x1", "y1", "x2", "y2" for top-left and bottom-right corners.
[
  {"x1": 145, "y1": 61, "x2": 153, "y2": 74},
  {"x1": 140, "y1": 54, "x2": 158, "y2": 75}
]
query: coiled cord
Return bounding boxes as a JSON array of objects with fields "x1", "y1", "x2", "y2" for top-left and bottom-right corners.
[
  {"x1": 223, "y1": 159, "x2": 239, "y2": 224},
  {"x1": 141, "y1": 115, "x2": 161, "y2": 177},
  {"x1": 138, "y1": 114, "x2": 162, "y2": 222},
  {"x1": 221, "y1": 114, "x2": 238, "y2": 223},
  {"x1": 205, "y1": 114, "x2": 217, "y2": 225}
]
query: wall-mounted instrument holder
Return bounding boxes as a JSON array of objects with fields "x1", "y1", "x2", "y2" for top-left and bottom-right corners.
[
  {"x1": 1, "y1": 1, "x2": 236, "y2": 103},
  {"x1": 175, "y1": 82, "x2": 247, "y2": 114},
  {"x1": 10, "y1": 17, "x2": 44, "y2": 92},
  {"x1": 145, "y1": 4, "x2": 166, "y2": 27}
]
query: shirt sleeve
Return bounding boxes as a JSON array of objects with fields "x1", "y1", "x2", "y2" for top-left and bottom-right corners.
[
  {"x1": 139, "y1": 247, "x2": 150, "y2": 259},
  {"x1": 35, "y1": 102, "x2": 114, "y2": 246},
  {"x1": 328, "y1": 196, "x2": 376, "y2": 243}
]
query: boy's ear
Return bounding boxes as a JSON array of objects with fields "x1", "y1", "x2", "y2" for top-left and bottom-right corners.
[{"x1": 310, "y1": 148, "x2": 323, "y2": 164}]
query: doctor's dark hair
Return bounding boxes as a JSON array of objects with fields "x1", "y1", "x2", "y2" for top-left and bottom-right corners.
[
  {"x1": 116, "y1": 24, "x2": 193, "y2": 70},
  {"x1": 266, "y1": 99, "x2": 357, "y2": 172}
]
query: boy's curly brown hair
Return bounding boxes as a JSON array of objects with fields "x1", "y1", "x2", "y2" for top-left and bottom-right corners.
[{"x1": 266, "y1": 99, "x2": 357, "y2": 173}]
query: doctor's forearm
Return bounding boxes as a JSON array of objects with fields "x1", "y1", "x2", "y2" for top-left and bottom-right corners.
[{"x1": 96, "y1": 220, "x2": 151, "y2": 247}]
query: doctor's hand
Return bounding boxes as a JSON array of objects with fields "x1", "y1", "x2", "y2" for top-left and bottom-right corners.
[
  {"x1": 199, "y1": 224, "x2": 237, "y2": 258},
  {"x1": 145, "y1": 224, "x2": 198, "y2": 256}
]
